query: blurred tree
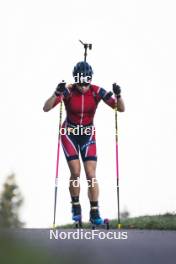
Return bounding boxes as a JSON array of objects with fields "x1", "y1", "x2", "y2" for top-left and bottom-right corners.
[
  {"x1": 0, "y1": 174, "x2": 24, "y2": 227},
  {"x1": 121, "y1": 208, "x2": 130, "y2": 219}
]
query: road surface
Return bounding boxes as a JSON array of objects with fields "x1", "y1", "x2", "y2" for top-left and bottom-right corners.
[{"x1": 1, "y1": 229, "x2": 176, "y2": 264}]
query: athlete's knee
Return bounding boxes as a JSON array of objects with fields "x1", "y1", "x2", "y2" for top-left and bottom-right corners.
[
  {"x1": 86, "y1": 174, "x2": 97, "y2": 188},
  {"x1": 70, "y1": 171, "x2": 80, "y2": 180},
  {"x1": 86, "y1": 169, "x2": 96, "y2": 180}
]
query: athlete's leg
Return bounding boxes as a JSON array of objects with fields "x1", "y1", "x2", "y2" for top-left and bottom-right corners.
[
  {"x1": 67, "y1": 159, "x2": 81, "y2": 221},
  {"x1": 61, "y1": 122, "x2": 80, "y2": 197},
  {"x1": 61, "y1": 123, "x2": 82, "y2": 220},
  {"x1": 68, "y1": 159, "x2": 81, "y2": 221},
  {"x1": 83, "y1": 160, "x2": 99, "y2": 201},
  {"x1": 67, "y1": 159, "x2": 81, "y2": 197},
  {"x1": 84, "y1": 160, "x2": 103, "y2": 224}
]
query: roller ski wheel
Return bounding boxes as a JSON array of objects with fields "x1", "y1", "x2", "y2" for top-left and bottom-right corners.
[
  {"x1": 104, "y1": 218, "x2": 110, "y2": 230},
  {"x1": 91, "y1": 218, "x2": 110, "y2": 230},
  {"x1": 90, "y1": 209, "x2": 110, "y2": 230}
]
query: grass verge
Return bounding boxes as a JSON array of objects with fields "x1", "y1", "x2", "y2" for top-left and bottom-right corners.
[{"x1": 58, "y1": 213, "x2": 176, "y2": 230}]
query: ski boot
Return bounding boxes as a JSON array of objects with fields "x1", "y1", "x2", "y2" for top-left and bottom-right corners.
[
  {"x1": 90, "y1": 207, "x2": 109, "y2": 230},
  {"x1": 72, "y1": 202, "x2": 82, "y2": 228}
]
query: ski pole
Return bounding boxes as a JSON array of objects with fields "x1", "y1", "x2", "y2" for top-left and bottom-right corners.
[
  {"x1": 114, "y1": 93, "x2": 121, "y2": 229},
  {"x1": 53, "y1": 100, "x2": 63, "y2": 229}
]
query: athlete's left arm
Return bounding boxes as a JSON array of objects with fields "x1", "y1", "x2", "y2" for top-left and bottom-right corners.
[{"x1": 99, "y1": 88, "x2": 125, "y2": 112}]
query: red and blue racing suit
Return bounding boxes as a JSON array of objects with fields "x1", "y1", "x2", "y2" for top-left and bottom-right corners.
[{"x1": 53, "y1": 84, "x2": 116, "y2": 162}]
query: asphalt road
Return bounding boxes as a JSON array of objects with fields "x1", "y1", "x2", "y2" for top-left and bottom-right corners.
[{"x1": 1, "y1": 229, "x2": 176, "y2": 264}]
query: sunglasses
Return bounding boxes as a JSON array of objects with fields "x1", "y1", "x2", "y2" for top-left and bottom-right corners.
[{"x1": 78, "y1": 82, "x2": 90, "y2": 87}]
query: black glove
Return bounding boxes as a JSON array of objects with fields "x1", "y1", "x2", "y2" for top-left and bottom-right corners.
[
  {"x1": 55, "y1": 81, "x2": 66, "y2": 96},
  {"x1": 112, "y1": 83, "x2": 121, "y2": 98}
]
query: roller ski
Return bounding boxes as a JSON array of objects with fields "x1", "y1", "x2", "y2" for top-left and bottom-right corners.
[
  {"x1": 72, "y1": 202, "x2": 82, "y2": 228},
  {"x1": 90, "y1": 207, "x2": 109, "y2": 230}
]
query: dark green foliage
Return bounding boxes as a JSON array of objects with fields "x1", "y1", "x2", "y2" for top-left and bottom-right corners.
[
  {"x1": 0, "y1": 174, "x2": 24, "y2": 228},
  {"x1": 105, "y1": 213, "x2": 176, "y2": 230},
  {"x1": 59, "y1": 213, "x2": 176, "y2": 230}
]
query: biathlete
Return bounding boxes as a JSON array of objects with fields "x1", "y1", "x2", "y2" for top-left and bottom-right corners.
[{"x1": 43, "y1": 61, "x2": 125, "y2": 226}]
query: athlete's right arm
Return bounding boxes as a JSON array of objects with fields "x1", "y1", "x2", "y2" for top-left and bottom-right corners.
[
  {"x1": 43, "y1": 82, "x2": 71, "y2": 112},
  {"x1": 43, "y1": 94, "x2": 61, "y2": 112}
]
